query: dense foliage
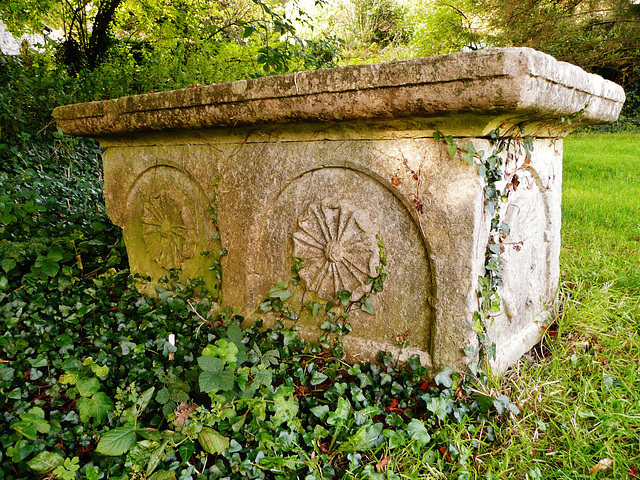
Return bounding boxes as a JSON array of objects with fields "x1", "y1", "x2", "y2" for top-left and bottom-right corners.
[{"x1": 0, "y1": 130, "x2": 515, "y2": 479}]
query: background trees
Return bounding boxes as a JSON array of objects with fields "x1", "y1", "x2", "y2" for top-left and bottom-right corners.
[{"x1": 470, "y1": 0, "x2": 640, "y2": 111}]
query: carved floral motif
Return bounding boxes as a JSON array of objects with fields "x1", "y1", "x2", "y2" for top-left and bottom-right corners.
[
  {"x1": 141, "y1": 191, "x2": 197, "y2": 269},
  {"x1": 293, "y1": 199, "x2": 379, "y2": 302}
]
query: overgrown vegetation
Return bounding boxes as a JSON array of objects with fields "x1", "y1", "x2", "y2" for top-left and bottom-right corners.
[
  {"x1": 0, "y1": 125, "x2": 518, "y2": 478},
  {"x1": 2, "y1": 2, "x2": 640, "y2": 477}
]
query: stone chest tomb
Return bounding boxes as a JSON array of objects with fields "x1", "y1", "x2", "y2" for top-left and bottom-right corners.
[{"x1": 53, "y1": 47, "x2": 624, "y2": 373}]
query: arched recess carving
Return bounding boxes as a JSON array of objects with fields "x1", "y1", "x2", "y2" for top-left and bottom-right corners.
[{"x1": 258, "y1": 167, "x2": 435, "y2": 354}]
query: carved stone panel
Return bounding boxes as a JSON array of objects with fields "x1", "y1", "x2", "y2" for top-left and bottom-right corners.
[
  {"x1": 141, "y1": 190, "x2": 198, "y2": 270},
  {"x1": 500, "y1": 167, "x2": 551, "y2": 326},
  {"x1": 122, "y1": 165, "x2": 221, "y2": 295},
  {"x1": 256, "y1": 166, "x2": 435, "y2": 356},
  {"x1": 293, "y1": 199, "x2": 379, "y2": 303}
]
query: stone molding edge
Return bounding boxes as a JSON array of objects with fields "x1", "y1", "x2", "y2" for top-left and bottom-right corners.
[{"x1": 53, "y1": 48, "x2": 624, "y2": 137}]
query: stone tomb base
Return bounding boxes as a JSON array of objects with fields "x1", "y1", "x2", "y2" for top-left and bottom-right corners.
[{"x1": 53, "y1": 48, "x2": 624, "y2": 373}]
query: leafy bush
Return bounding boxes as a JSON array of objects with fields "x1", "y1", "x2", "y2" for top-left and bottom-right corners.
[{"x1": 0, "y1": 134, "x2": 515, "y2": 479}]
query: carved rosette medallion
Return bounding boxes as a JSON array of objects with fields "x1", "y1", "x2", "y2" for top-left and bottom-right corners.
[
  {"x1": 293, "y1": 199, "x2": 379, "y2": 302},
  {"x1": 122, "y1": 165, "x2": 222, "y2": 296},
  {"x1": 141, "y1": 191, "x2": 197, "y2": 269}
]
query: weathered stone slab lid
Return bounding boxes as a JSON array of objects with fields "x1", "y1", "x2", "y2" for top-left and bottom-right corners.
[{"x1": 53, "y1": 47, "x2": 625, "y2": 138}]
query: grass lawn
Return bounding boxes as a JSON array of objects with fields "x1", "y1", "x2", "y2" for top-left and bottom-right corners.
[{"x1": 482, "y1": 132, "x2": 640, "y2": 479}]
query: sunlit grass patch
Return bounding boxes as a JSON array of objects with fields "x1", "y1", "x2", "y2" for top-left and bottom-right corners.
[{"x1": 482, "y1": 132, "x2": 640, "y2": 479}]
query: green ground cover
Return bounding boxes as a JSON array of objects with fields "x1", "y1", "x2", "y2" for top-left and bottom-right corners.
[
  {"x1": 0, "y1": 131, "x2": 638, "y2": 479},
  {"x1": 481, "y1": 132, "x2": 640, "y2": 478}
]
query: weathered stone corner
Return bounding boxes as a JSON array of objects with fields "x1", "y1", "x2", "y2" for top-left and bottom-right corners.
[{"x1": 54, "y1": 47, "x2": 624, "y2": 374}]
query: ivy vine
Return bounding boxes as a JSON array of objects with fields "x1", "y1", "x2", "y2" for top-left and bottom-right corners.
[{"x1": 435, "y1": 128, "x2": 534, "y2": 367}]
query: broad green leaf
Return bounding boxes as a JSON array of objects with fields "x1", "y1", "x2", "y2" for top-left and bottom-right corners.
[
  {"x1": 383, "y1": 428, "x2": 407, "y2": 449},
  {"x1": 21, "y1": 414, "x2": 50, "y2": 434},
  {"x1": 464, "y1": 141, "x2": 477, "y2": 154},
  {"x1": 307, "y1": 301, "x2": 322, "y2": 317},
  {"x1": 134, "y1": 387, "x2": 156, "y2": 416},
  {"x1": 327, "y1": 397, "x2": 351, "y2": 426},
  {"x1": 338, "y1": 423, "x2": 383, "y2": 453},
  {"x1": 198, "y1": 427, "x2": 229, "y2": 454},
  {"x1": 76, "y1": 377, "x2": 100, "y2": 397},
  {"x1": 198, "y1": 355, "x2": 223, "y2": 372},
  {"x1": 178, "y1": 440, "x2": 196, "y2": 463},
  {"x1": 199, "y1": 368, "x2": 234, "y2": 393},
  {"x1": 8, "y1": 439, "x2": 34, "y2": 462},
  {"x1": 267, "y1": 279, "x2": 292, "y2": 301},
  {"x1": 27, "y1": 451, "x2": 64, "y2": 473},
  {"x1": 406, "y1": 419, "x2": 430, "y2": 445},
  {"x1": 475, "y1": 394, "x2": 494, "y2": 413},
  {"x1": 149, "y1": 471, "x2": 177, "y2": 480},
  {"x1": 310, "y1": 371, "x2": 328, "y2": 386},
  {"x1": 77, "y1": 392, "x2": 114, "y2": 425},
  {"x1": 47, "y1": 248, "x2": 64, "y2": 262},
  {"x1": 426, "y1": 397, "x2": 450, "y2": 421},
  {"x1": 434, "y1": 366, "x2": 454, "y2": 388},
  {"x1": 35, "y1": 254, "x2": 60, "y2": 277},
  {"x1": 272, "y1": 386, "x2": 299, "y2": 428},
  {"x1": 212, "y1": 339, "x2": 238, "y2": 364},
  {"x1": 96, "y1": 427, "x2": 137, "y2": 456},
  {"x1": 146, "y1": 440, "x2": 169, "y2": 477},
  {"x1": 83, "y1": 358, "x2": 109, "y2": 378},
  {"x1": 86, "y1": 466, "x2": 99, "y2": 480},
  {"x1": 337, "y1": 290, "x2": 351, "y2": 307},
  {"x1": 11, "y1": 421, "x2": 38, "y2": 440}
]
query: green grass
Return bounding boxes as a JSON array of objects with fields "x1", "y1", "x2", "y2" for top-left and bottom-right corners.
[{"x1": 477, "y1": 132, "x2": 640, "y2": 479}]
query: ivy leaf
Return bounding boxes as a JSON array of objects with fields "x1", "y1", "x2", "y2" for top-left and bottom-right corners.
[
  {"x1": 475, "y1": 394, "x2": 494, "y2": 413},
  {"x1": 338, "y1": 423, "x2": 383, "y2": 453},
  {"x1": 464, "y1": 141, "x2": 477, "y2": 155},
  {"x1": 360, "y1": 298, "x2": 375, "y2": 315},
  {"x1": 327, "y1": 397, "x2": 351, "y2": 426},
  {"x1": 198, "y1": 427, "x2": 229, "y2": 454},
  {"x1": 77, "y1": 392, "x2": 114, "y2": 425},
  {"x1": 27, "y1": 451, "x2": 64, "y2": 473},
  {"x1": 434, "y1": 366, "x2": 454, "y2": 388},
  {"x1": 267, "y1": 279, "x2": 292, "y2": 301},
  {"x1": 310, "y1": 371, "x2": 328, "y2": 386},
  {"x1": 96, "y1": 427, "x2": 137, "y2": 456},
  {"x1": 310, "y1": 405, "x2": 330, "y2": 420},
  {"x1": 337, "y1": 290, "x2": 351, "y2": 307},
  {"x1": 406, "y1": 419, "x2": 431, "y2": 445},
  {"x1": 383, "y1": 428, "x2": 407, "y2": 449},
  {"x1": 307, "y1": 301, "x2": 322, "y2": 317},
  {"x1": 426, "y1": 397, "x2": 451, "y2": 421},
  {"x1": 272, "y1": 386, "x2": 299, "y2": 428},
  {"x1": 7, "y1": 439, "x2": 34, "y2": 462}
]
